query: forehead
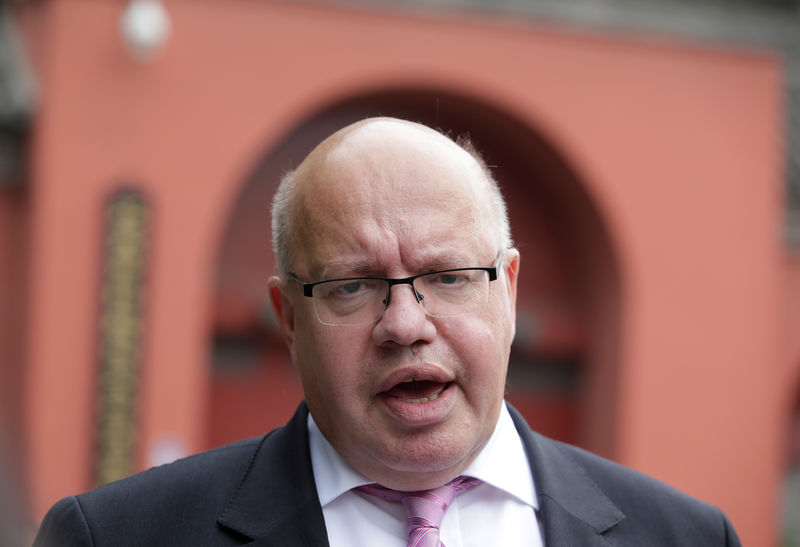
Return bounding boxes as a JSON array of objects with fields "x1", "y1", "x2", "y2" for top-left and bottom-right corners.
[{"x1": 290, "y1": 120, "x2": 497, "y2": 275}]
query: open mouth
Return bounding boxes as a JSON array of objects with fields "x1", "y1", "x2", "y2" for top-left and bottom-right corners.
[{"x1": 382, "y1": 379, "x2": 452, "y2": 404}]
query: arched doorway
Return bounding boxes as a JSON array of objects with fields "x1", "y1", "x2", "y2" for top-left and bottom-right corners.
[
  {"x1": 782, "y1": 378, "x2": 800, "y2": 545},
  {"x1": 208, "y1": 89, "x2": 621, "y2": 457}
]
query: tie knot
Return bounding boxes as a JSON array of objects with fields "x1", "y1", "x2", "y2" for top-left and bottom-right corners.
[{"x1": 356, "y1": 476, "x2": 480, "y2": 547}]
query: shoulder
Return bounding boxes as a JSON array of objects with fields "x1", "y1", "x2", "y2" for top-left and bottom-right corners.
[
  {"x1": 507, "y1": 405, "x2": 740, "y2": 545},
  {"x1": 34, "y1": 435, "x2": 267, "y2": 546},
  {"x1": 552, "y1": 437, "x2": 716, "y2": 512},
  {"x1": 86, "y1": 435, "x2": 263, "y2": 504},
  {"x1": 550, "y1": 438, "x2": 739, "y2": 543},
  {"x1": 34, "y1": 404, "x2": 315, "y2": 546}
]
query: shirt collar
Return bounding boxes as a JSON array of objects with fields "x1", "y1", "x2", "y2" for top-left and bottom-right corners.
[
  {"x1": 463, "y1": 402, "x2": 538, "y2": 509},
  {"x1": 308, "y1": 415, "x2": 371, "y2": 506},
  {"x1": 307, "y1": 402, "x2": 538, "y2": 509}
]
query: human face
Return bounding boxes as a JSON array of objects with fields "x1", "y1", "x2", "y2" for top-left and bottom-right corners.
[{"x1": 269, "y1": 119, "x2": 519, "y2": 490}]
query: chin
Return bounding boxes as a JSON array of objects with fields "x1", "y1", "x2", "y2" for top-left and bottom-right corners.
[{"x1": 381, "y1": 432, "x2": 484, "y2": 475}]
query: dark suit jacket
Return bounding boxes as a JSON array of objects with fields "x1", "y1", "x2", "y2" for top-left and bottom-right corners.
[{"x1": 34, "y1": 402, "x2": 741, "y2": 546}]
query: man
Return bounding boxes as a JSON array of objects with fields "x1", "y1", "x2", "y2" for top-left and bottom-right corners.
[{"x1": 35, "y1": 117, "x2": 740, "y2": 546}]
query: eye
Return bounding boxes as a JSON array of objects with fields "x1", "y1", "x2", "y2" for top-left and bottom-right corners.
[
  {"x1": 318, "y1": 278, "x2": 382, "y2": 300},
  {"x1": 429, "y1": 272, "x2": 469, "y2": 287},
  {"x1": 336, "y1": 281, "x2": 367, "y2": 295}
]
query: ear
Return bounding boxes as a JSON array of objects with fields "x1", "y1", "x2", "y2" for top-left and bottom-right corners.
[
  {"x1": 268, "y1": 276, "x2": 295, "y2": 348},
  {"x1": 503, "y1": 248, "x2": 520, "y2": 322}
]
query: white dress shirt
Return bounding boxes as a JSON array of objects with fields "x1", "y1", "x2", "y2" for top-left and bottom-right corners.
[{"x1": 308, "y1": 402, "x2": 545, "y2": 546}]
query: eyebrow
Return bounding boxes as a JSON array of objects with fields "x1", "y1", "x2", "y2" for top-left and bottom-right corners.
[
  {"x1": 312, "y1": 252, "x2": 479, "y2": 280},
  {"x1": 312, "y1": 260, "x2": 377, "y2": 280}
]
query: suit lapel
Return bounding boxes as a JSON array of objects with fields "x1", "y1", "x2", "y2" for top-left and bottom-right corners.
[
  {"x1": 508, "y1": 404, "x2": 625, "y2": 546},
  {"x1": 215, "y1": 401, "x2": 624, "y2": 545},
  {"x1": 217, "y1": 403, "x2": 330, "y2": 546}
]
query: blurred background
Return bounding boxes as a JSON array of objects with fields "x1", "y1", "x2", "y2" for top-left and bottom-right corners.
[{"x1": 0, "y1": 0, "x2": 798, "y2": 544}]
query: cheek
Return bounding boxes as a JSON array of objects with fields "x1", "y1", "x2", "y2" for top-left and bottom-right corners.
[
  {"x1": 441, "y1": 314, "x2": 510, "y2": 387},
  {"x1": 294, "y1": 322, "x2": 367, "y2": 399}
]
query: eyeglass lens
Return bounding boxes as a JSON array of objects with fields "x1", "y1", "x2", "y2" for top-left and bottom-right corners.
[{"x1": 311, "y1": 269, "x2": 491, "y2": 326}]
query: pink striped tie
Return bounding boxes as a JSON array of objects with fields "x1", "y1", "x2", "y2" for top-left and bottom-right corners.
[{"x1": 357, "y1": 476, "x2": 480, "y2": 547}]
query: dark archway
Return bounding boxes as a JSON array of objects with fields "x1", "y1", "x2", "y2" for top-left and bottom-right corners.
[
  {"x1": 209, "y1": 89, "x2": 622, "y2": 457},
  {"x1": 781, "y1": 377, "x2": 800, "y2": 545}
]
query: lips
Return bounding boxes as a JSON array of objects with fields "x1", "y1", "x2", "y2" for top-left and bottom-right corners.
[
  {"x1": 376, "y1": 365, "x2": 456, "y2": 426},
  {"x1": 383, "y1": 379, "x2": 451, "y2": 403}
]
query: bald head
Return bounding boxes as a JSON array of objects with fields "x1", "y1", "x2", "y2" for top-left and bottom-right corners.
[{"x1": 271, "y1": 117, "x2": 511, "y2": 275}]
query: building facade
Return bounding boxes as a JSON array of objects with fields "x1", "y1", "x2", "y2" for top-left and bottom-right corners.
[{"x1": 0, "y1": 0, "x2": 797, "y2": 544}]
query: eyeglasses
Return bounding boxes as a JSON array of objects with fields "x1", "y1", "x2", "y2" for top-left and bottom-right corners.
[{"x1": 289, "y1": 251, "x2": 504, "y2": 326}]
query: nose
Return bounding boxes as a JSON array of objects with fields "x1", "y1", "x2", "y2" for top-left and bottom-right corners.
[{"x1": 372, "y1": 283, "x2": 436, "y2": 347}]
